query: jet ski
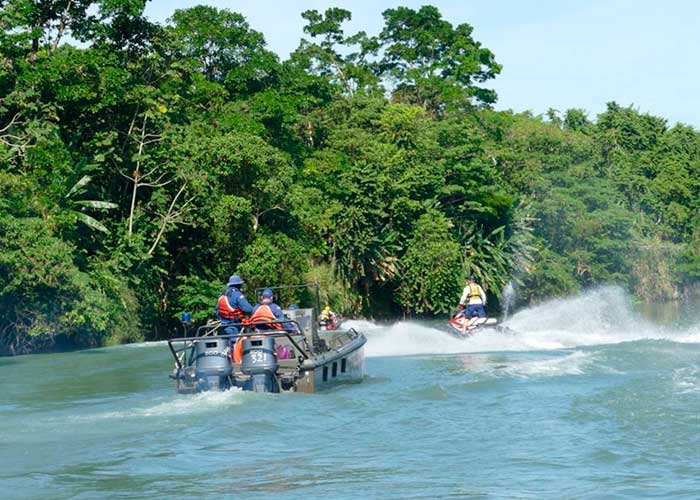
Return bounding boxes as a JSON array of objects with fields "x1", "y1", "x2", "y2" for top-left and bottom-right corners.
[
  {"x1": 319, "y1": 315, "x2": 342, "y2": 331},
  {"x1": 448, "y1": 311, "x2": 499, "y2": 337}
]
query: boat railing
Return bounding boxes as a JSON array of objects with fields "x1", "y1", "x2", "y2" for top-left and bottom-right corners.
[
  {"x1": 168, "y1": 319, "x2": 310, "y2": 370},
  {"x1": 191, "y1": 321, "x2": 222, "y2": 338}
]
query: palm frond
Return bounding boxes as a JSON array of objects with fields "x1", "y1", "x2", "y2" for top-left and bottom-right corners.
[
  {"x1": 74, "y1": 200, "x2": 118, "y2": 210},
  {"x1": 76, "y1": 213, "x2": 110, "y2": 233},
  {"x1": 66, "y1": 175, "x2": 92, "y2": 198}
]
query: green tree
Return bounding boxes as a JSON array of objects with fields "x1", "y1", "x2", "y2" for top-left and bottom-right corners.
[
  {"x1": 295, "y1": 8, "x2": 378, "y2": 96},
  {"x1": 397, "y1": 211, "x2": 462, "y2": 314},
  {"x1": 237, "y1": 232, "x2": 309, "y2": 305},
  {"x1": 166, "y1": 6, "x2": 279, "y2": 96},
  {"x1": 2, "y1": 3, "x2": 698, "y2": 354},
  {"x1": 378, "y1": 5, "x2": 501, "y2": 113}
]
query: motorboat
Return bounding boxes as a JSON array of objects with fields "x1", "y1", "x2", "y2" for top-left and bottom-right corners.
[{"x1": 168, "y1": 284, "x2": 366, "y2": 394}]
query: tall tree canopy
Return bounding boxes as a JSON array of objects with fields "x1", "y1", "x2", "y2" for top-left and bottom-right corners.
[
  {"x1": 378, "y1": 5, "x2": 501, "y2": 112},
  {"x1": 0, "y1": 3, "x2": 698, "y2": 355}
]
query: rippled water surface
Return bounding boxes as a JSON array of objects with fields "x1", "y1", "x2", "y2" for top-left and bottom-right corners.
[{"x1": 2, "y1": 288, "x2": 699, "y2": 499}]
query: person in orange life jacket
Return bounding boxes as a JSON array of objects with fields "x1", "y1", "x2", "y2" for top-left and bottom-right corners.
[
  {"x1": 216, "y1": 274, "x2": 254, "y2": 336},
  {"x1": 458, "y1": 276, "x2": 487, "y2": 319},
  {"x1": 249, "y1": 289, "x2": 296, "y2": 331}
]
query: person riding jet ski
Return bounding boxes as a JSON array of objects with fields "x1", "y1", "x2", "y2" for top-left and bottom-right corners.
[
  {"x1": 319, "y1": 305, "x2": 340, "y2": 330},
  {"x1": 458, "y1": 276, "x2": 486, "y2": 318},
  {"x1": 452, "y1": 276, "x2": 490, "y2": 331}
]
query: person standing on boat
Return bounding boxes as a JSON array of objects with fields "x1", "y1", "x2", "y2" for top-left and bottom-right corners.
[
  {"x1": 216, "y1": 275, "x2": 254, "y2": 335},
  {"x1": 458, "y1": 276, "x2": 487, "y2": 318},
  {"x1": 250, "y1": 289, "x2": 296, "y2": 332}
]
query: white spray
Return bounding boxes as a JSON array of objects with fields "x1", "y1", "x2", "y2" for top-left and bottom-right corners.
[
  {"x1": 502, "y1": 281, "x2": 516, "y2": 321},
  {"x1": 345, "y1": 286, "x2": 700, "y2": 358}
]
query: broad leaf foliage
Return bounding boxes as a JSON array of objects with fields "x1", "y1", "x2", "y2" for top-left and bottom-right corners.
[{"x1": 0, "y1": 3, "x2": 697, "y2": 354}]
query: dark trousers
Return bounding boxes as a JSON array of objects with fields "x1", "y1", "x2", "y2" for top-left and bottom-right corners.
[{"x1": 466, "y1": 304, "x2": 486, "y2": 318}]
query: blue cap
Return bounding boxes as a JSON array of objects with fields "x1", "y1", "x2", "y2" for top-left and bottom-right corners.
[
  {"x1": 227, "y1": 275, "x2": 244, "y2": 286},
  {"x1": 288, "y1": 303, "x2": 298, "y2": 310},
  {"x1": 262, "y1": 288, "x2": 273, "y2": 298}
]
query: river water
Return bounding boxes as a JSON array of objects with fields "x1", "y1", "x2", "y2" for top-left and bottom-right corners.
[{"x1": 1, "y1": 288, "x2": 699, "y2": 499}]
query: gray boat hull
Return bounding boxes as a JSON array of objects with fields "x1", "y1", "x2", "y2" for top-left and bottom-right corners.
[
  {"x1": 170, "y1": 290, "x2": 367, "y2": 394},
  {"x1": 169, "y1": 328, "x2": 366, "y2": 394}
]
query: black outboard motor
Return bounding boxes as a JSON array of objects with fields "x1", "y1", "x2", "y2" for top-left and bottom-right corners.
[
  {"x1": 241, "y1": 337, "x2": 279, "y2": 393},
  {"x1": 194, "y1": 337, "x2": 232, "y2": 392}
]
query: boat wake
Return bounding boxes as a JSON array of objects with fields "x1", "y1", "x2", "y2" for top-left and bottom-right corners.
[
  {"x1": 71, "y1": 388, "x2": 249, "y2": 423},
  {"x1": 454, "y1": 350, "x2": 606, "y2": 379},
  {"x1": 347, "y1": 286, "x2": 700, "y2": 358}
]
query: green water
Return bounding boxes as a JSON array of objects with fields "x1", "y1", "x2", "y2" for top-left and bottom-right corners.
[{"x1": 1, "y1": 288, "x2": 699, "y2": 499}]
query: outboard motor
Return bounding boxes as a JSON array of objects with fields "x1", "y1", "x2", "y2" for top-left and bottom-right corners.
[
  {"x1": 194, "y1": 337, "x2": 232, "y2": 392},
  {"x1": 241, "y1": 337, "x2": 279, "y2": 393}
]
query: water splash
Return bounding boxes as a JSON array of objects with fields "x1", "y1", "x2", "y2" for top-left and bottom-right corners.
[
  {"x1": 347, "y1": 286, "x2": 700, "y2": 358},
  {"x1": 502, "y1": 281, "x2": 516, "y2": 321},
  {"x1": 345, "y1": 320, "x2": 483, "y2": 358},
  {"x1": 491, "y1": 351, "x2": 596, "y2": 378},
  {"x1": 71, "y1": 388, "x2": 248, "y2": 422}
]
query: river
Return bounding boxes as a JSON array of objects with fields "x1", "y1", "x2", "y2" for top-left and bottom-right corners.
[{"x1": 1, "y1": 287, "x2": 699, "y2": 499}]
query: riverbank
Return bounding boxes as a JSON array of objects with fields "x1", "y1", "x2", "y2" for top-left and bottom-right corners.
[{"x1": 4, "y1": 286, "x2": 698, "y2": 359}]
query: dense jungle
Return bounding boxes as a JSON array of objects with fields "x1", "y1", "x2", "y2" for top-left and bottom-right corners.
[{"x1": 2, "y1": 1, "x2": 699, "y2": 354}]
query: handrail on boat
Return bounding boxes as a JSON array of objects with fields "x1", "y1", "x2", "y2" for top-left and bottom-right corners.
[
  {"x1": 168, "y1": 319, "x2": 311, "y2": 370},
  {"x1": 169, "y1": 319, "x2": 365, "y2": 370}
]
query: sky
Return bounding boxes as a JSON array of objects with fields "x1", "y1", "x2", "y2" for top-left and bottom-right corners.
[{"x1": 143, "y1": 0, "x2": 700, "y2": 127}]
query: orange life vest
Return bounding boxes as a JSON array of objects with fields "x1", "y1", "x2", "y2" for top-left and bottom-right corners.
[
  {"x1": 232, "y1": 334, "x2": 263, "y2": 364},
  {"x1": 248, "y1": 304, "x2": 279, "y2": 329},
  {"x1": 233, "y1": 338, "x2": 244, "y2": 363},
  {"x1": 217, "y1": 294, "x2": 245, "y2": 321}
]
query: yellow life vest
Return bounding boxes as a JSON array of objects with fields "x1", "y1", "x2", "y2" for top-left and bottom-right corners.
[{"x1": 468, "y1": 284, "x2": 481, "y2": 299}]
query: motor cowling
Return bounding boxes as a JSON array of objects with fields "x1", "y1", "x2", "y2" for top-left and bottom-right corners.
[
  {"x1": 241, "y1": 337, "x2": 279, "y2": 393},
  {"x1": 194, "y1": 337, "x2": 232, "y2": 392}
]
